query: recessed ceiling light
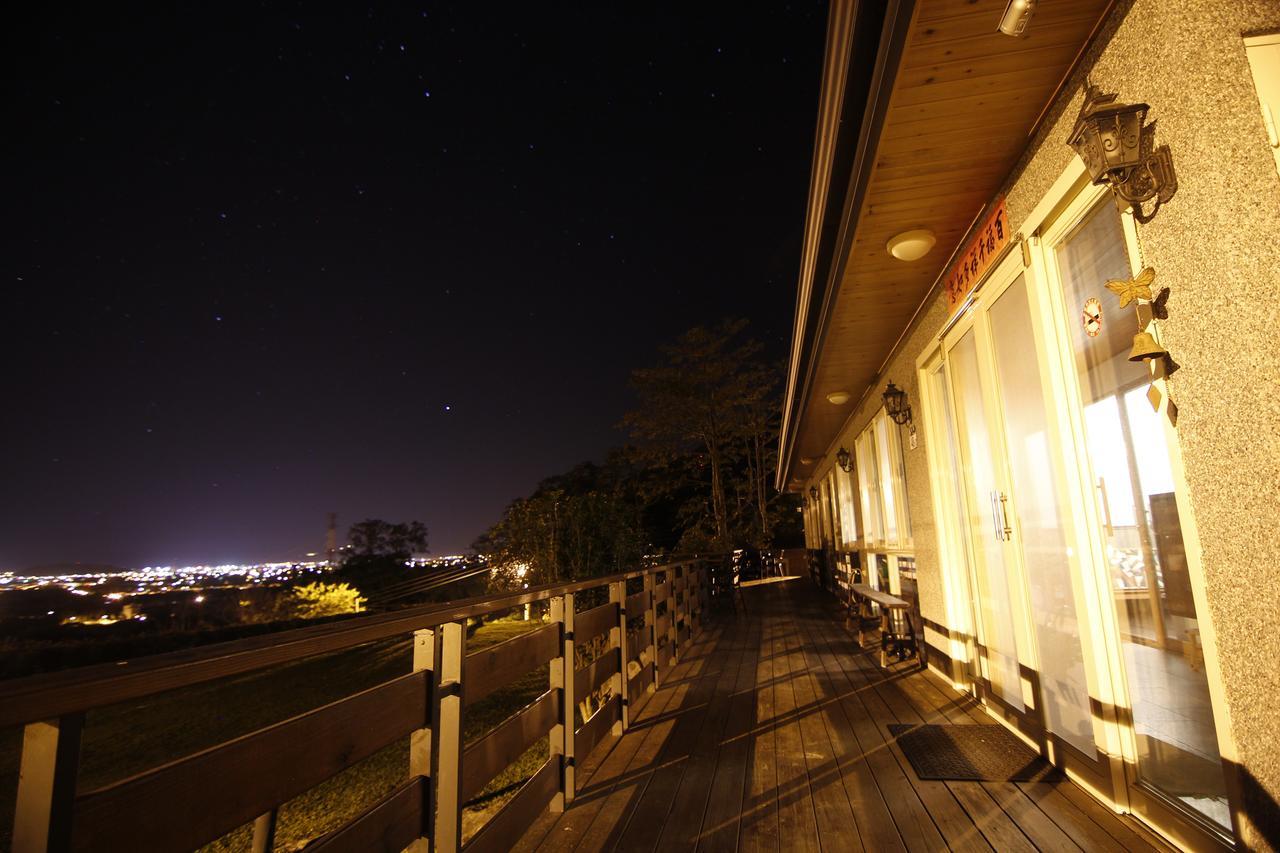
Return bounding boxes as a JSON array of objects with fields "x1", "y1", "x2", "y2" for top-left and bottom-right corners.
[
  {"x1": 799, "y1": 457, "x2": 815, "y2": 465},
  {"x1": 887, "y1": 229, "x2": 937, "y2": 262},
  {"x1": 826, "y1": 390, "x2": 851, "y2": 405}
]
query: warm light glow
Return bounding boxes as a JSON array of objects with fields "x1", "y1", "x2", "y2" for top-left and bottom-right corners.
[
  {"x1": 886, "y1": 229, "x2": 936, "y2": 262},
  {"x1": 826, "y1": 390, "x2": 851, "y2": 405}
]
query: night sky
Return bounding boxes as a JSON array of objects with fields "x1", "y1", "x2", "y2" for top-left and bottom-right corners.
[{"x1": 2, "y1": 3, "x2": 827, "y2": 569}]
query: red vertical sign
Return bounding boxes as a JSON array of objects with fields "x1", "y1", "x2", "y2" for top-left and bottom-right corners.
[{"x1": 944, "y1": 197, "x2": 1010, "y2": 316}]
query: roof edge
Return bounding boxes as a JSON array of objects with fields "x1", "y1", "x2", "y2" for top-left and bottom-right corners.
[{"x1": 777, "y1": 0, "x2": 917, "y2": 490}]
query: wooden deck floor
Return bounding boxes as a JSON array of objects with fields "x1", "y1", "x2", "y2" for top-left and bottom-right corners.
[{"x1": 514, "y1": 576, "x2": 1170, "y2": 852}]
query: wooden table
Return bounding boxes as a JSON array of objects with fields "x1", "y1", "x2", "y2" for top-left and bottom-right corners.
[{"x1": 850, "y1": 583, "x2": 920, "y2": 667}]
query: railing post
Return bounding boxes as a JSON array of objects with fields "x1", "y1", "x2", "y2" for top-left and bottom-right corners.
[
  {"x1": 12, "y1": 713, "x2": 83, "y2": 853},
  {"x1": 407, "y1": 627, "x2": 436, "y2": 853},
  {"x1": 550, "y1": 593, "x2": 575, "y2": 811},
  {"x1": 430, "y1": 621, "x2": 465, "y2": 853},
  {"x1": 644, "y1": 571, "x2": 658, "y2": 689},
  {"x1": 688, "y1": 564, "x2": 699, "y2": 636},
  {"x1": 251, "y1": 810, "x2": 278, "y2": 853},
  {"x1": 701, "y1": 561, "x2": 710, "y2": 622},
  {"x1": 669, "y1": 566, "x2": 681, "y2": 665},
  {"x1": 609, "y1": 580, "x2": 629, "y2": 734}
]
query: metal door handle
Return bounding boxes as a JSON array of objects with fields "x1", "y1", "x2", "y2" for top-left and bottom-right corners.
[
  {"x1": 999, "y1": 492, "x2": 1013, "y2": 541},
  {"x1": 990, "y1": 491, "x2": 1002, "y2": 542},
  {"x1": 1096, "y1": 477, "x2": 1114, "y2": 538}
]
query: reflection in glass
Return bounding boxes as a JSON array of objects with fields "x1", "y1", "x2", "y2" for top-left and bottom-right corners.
[
  {"x1": 876, "y1": 417, "x2": 900, "y2": 545},
  {"x1": 856, "y1": 429, "x2": 884, "y2": 547},
  {"x1": 949, "y1": 330, "x2": 1023, "y2": 711},
  {"x1": 988, "y1": 277, "x2": 1096, "y2": 758},
  {"x1": 1056, "y1": 201, "x2": 1228, "y2": 828}
]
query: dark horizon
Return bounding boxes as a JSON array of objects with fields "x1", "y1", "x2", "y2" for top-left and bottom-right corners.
[{"x1": 2, "y1": 3, "x2": 827, "y2": 570}]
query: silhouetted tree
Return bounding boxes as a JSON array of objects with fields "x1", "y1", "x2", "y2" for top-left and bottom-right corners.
[
  {"x1": 336, "y1": 518, "x2": 429, "y2": 598},
  {"x1": 622, "y1": 318, "x2": 790, "y2": 550}
]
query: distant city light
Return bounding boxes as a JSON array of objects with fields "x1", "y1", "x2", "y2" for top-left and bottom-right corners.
[{"x1": 0, "y1": 556, "x2": 476, "y2": 608}]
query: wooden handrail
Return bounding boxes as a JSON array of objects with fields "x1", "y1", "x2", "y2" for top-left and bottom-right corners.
[
  {"x1": 7, "y1": 558, "x2": 716, "y2": 853},
  {"x1": 0, "y1": 557, "x2": 717, "y2": 728},
  {"x1": 70, "y1": 671, "x2": 430, "y2": 853},
  {"x1": 464, "y1": 623, "x2": 560, "y2": 708}
]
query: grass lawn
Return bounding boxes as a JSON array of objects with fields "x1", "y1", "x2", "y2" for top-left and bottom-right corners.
[{"x1": 0, "y1": 615, "x2": 554, "y2": 851}]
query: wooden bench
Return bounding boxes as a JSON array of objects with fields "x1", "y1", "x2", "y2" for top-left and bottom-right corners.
[{"x1": 850, "y1": 583, "x2": 920, "y2": 667}]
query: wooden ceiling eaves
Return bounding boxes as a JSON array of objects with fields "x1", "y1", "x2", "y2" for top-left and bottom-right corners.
[
  {"x1": 790, "y1": 0, "x2": 1112, "y2": 475},
  {"x1": 912, "y1": 1, "x2": 1100, "y2": 40}
]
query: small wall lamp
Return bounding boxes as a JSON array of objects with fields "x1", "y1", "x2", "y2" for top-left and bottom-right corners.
[
  {"x1": 997, "y1": 0, "x2": 1036, "y2": 37},
  {"x1": 809, "y1": 486, "x2": 819, "y2": 501},
  {"x1": 836, "y1": 446, "x2": 853, "y2": 473},
  {"x1": 882, "y1": 381, "x2": 912, "y2": 426},
  {"x1": 1067, "y1": 81, "x2": 1177, "y2": 224}
]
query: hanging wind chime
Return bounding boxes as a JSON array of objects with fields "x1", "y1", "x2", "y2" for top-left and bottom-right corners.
[
  {"x1": 1105, "y1": 267, "x2": 1179, "y2": 425},
  {"x1": 1067, "y1": 80, "x2": 1181, "y2": 426}
]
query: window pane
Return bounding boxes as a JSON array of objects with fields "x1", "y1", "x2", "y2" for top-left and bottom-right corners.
[
  {"x1": 836, "y1": 466, "x2": 859, "y2": 548},
  {"x1": 875, "y1": 416, "x2": 899, "y2": 545},
  {"x1": 1056, "y1": 201, "x2": 1228, "y2": 827}
]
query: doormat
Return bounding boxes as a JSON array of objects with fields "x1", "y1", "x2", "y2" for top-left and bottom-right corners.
[{"x1": 887, "y1": 724, "x2": 1060, "y2": 782}]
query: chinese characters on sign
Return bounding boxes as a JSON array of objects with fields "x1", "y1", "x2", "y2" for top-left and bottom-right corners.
[{"x1": 944, "y1": 197, "x2": 1010, "y2": 315}]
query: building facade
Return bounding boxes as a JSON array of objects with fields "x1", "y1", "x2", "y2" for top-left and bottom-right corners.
[{"x1": 781, "y1": 1, "x2": 1280, "y2": 849}]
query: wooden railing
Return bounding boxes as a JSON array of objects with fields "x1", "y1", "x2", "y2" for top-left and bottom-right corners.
[
  {"x1": 808, "y1": 547, "x2": 862, "y2": 615},
  {"x1": 2, "y1": 558, "x2": 714, "y2": 853}
]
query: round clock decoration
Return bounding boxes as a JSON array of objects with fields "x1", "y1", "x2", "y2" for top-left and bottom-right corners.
[{"x1": 1082, "y1": 297, "x2": 1103, "y2": 338}]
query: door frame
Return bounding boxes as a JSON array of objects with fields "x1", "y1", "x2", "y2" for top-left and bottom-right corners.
[
  {"x1": 1025, "y1": 166, "x2": 1241, "y2": 848},
  {"x1": 930, "y1": 247, "x2": 1122, "y2": 794}
]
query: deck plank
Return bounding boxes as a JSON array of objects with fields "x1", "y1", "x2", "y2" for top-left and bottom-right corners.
[
  {"x1": 738, "y1": 615, "x2": 779, "y2": 853},
  {"x1": 792, "y1": 620, "x2": 905, "y2": 853},
  {"x1": 526, "y1": 632, "x2": 706, "y2": 850},
  {"x1": 619, "y1": 622, "x2": 746, "y2": 851},
  {"x1": 653, "y1": 613, "x2": 754, "y2": 851},
  {"x1": 795, "y1": 589, "x2": 949, "y2": 852},
  {"x1": 983, "y1": 781, "x2": 1082, "y2": 852},
  {"x1": 771, "y1": 611, "x2": 824, "y2": 853},
  {"x1": 512, "y1": 578, "x2": 1173, "y2": 852},
  {"x1": 695, "y1": 613, "x2": 762, "y2": 853},
  {"x1": 572, "y1": 639, "x2": 718, "y2": 851},
  {"x1": 814, "y1": 595, "x2": 993, "y2": 853},
  {"x1": 786, "y1": 619, "x2": 865, "y2": 853}
]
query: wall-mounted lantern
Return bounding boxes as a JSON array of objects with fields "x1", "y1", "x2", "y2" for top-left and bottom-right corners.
[
  {"x1": 835, "y1": 446, "x2": 853, "y2": 473},
  {"x1": 809, "y1": 486, "x2": 819, "y2": 501},
  {"x1": 1067, "y1": 81, "x2": 1177, "y2": 223},
  {"x1": 882, "y1": 381, "x2": 912, "y2": 426}
]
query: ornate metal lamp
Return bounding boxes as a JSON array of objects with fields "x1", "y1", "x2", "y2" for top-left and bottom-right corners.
[
  {"x1": 882, "y1": 381, "x2": 912, "y2": 426},
  {"x1": 1067, "y1": 81, "x2": 1177, "y2": 223},
  {"x1": 835, "y1": 446, "x2": 853, "y2": 473},
  {"x1": 809, "y1": 485, "x2": 819, "y2": 501}
]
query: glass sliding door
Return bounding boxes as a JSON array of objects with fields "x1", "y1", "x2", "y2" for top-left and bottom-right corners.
[
  {"x1": 946, "y1": 327, "x2": 1025, "y2": 712},
  {"x1": 923, "y1": 354, "x2": 981, "y2": 685},
  {"x1": 985, "y1": 276, "x2": 1097, "y2": 759},
  {"x1": 944, "y1": 266, "x2": 1099, "y2": 758},
  {"x1": 1048, "y1": 198, "x2": 1230, "y2": 832}
]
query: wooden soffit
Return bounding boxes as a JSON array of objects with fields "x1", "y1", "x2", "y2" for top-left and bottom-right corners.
[{"x1": 780, "y1": 0, "x2": 1113, "y2": 489}]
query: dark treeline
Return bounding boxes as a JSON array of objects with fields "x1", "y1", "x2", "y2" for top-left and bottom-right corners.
[{"x1": 475, "y1": 319, "x2": 802, "y2": 590}]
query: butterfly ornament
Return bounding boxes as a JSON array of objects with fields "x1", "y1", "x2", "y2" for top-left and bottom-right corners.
[{"x1": 1105, "y1": 267, "x2": 1156, "y2": 308}]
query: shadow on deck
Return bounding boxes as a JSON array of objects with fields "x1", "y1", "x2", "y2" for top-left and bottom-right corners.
[{"x1": 515, "y1": 577, "x2": 1169, "y2": 852}]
